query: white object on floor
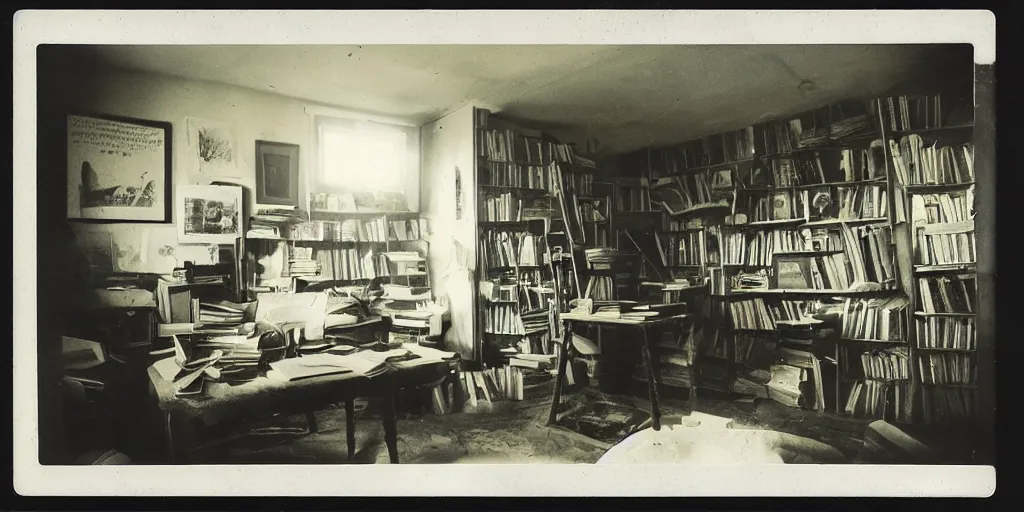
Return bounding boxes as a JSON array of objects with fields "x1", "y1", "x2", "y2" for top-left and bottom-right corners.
[{"x1": 598, "y1": 423, "x2": 786, "y2": 465}]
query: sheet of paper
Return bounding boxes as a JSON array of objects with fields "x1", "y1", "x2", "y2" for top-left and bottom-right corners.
[
  {"x1": 62, "y1": 336, "x2": 106, "y2": 370},
  {"x1": 255, "y1": 292, "x2": 329, "y2": 340}
]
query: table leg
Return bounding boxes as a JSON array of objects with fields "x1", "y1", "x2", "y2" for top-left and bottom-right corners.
[
  {"x1": 305, "y1": 411, "x2": 319, "y2": 434},
  {"x1": 451, "y1": 369, "x2": 463, "y2": 413},
  {"x1": 164, "y1": 411, "x2": 181, "y2": 464},
  {"x1": 381, "y1": 392, "x2": 400, "y2": 464},
  {"x1": 345, "y1": 399, "x2": 356, "y2": 460},
  {"x1": 640, "y1": 326, "x2": 662, "y2": 431},
  {"x1": 547, "y1": 320, "x2": 573, "y2": 425}
]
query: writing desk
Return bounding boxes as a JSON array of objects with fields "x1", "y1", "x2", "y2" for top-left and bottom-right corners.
[
  {"x1": 548, "y1": 312, "x2": 691, "y2": 432},
  {"x1": 148, "y1": 354, "x2": 458, "y2": 464}
]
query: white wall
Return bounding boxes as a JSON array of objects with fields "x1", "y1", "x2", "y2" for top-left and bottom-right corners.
[
  {"x1": 47, "y1": 66, "x2": 314, "y2": 274},
  {"x1": 48, "y1": 64, "x2": 420, "y2": 275},
  {"x1": 420, "y1": 105, "x2": 479, "y2": 362}
]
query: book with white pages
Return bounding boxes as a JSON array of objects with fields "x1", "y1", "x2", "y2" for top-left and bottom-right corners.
[{"x1": 268, "y1": 353, "x2": 356, "y2": 381}]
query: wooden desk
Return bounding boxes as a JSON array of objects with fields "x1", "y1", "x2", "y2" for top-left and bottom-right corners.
[
  {"x1": 548, "y1": 313, "x2": 690, "y2": 432},
  {"x1": 148, "y1": 354, "x2": 458, "y2": 464}
]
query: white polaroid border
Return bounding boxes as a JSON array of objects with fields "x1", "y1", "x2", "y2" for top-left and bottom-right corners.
[{"x1": 13, "y1": 9, "x2": 997, "y2": 499}]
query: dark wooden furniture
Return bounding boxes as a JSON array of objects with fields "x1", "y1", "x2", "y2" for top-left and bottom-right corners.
[
  {"x1": 547, "y1": 312, "x2": 691, "y2": 432},
  {"x1": 147, "y1": 354, "x2": 459, "y2": 464}
]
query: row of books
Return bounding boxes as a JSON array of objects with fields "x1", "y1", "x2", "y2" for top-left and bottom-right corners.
[
  {"x1": 561, "y1": 168, "x2": 594, "y2": 196},
  {"x1": 858, "y1": 347, "x2": 911, "y2": 381},
  {"x1": 844, "y1": 380, "x2": 912, "y2": 423},
  {"x1": 717, "y1": 228, "x2": 803, "y2": 266},
  {"x1": 764, "y1": 119, "x2": 804, "y2": 154},
  {"x1": 915, "y1": 316, "x2": 976, "y2": 350},
  {"x1": 584, "y1": 275, "x2": 615, "y2": 301},
  {"x1": 915, "y1": 229, "x2": 976, "y2": 266},
  {"x1": 304, "y1": 247, "x2": 382, "y2": 281},
  {"x1": 480, "y1": 161, "x2": 559, "y2": 192},
  {"x1": 480, "y1": 129, "x2": 545, "y2": 165},
  {"x1": 921, "y1": 387, "x2": 975, "y2": 426},
  {"x1": 839, "y1": 144, "x2": 888, "y2": 182},
  {"x1": 911, "y1": 190, "x2": 974, "y2": 224},
  {"x1": 728, "y1": 298, "x2": 776, "y2": 331},
  {"x1": 616, "y1": 178, "x2": 653, "y2": 212},
  {"x1": 918, "y1": 352, "x2": 976, "y2": 385},
  {"x1": 892, "y1": 136, "x2": 974, "y2": 185},
  {"x1": 656, "y1": 231, "x2": 705, "y2": 267},
  {"x1": 916, "y1": 275, "x2": 976, "y2": 314},
  {"x1": 483, "y1": 305, "x2": 549, "y2": 336},
  {"x1": 840, "y1": 296, "x2": 910, "y2": 341},
  {"x1": 766, "y1": 155, "x2": 826, "y2": 187},
  {"x1": 481, "y1": 192, "x2": 524, "y2": 222},
  {"x1": 881, "y1": 93, "x2": 946, "y2": 133},
  {"x1": 478, "y1": 128, "x2": 580, "y2": 166},
  {"x1": 479, "y1": 230, "x2": 545, "y2": 270},
  {"x1": 722, "y1": 127, "x2": 758, "y2": 162},
  {"x1": 642, "y1": 114, "x2": 876, "y2": 177}
]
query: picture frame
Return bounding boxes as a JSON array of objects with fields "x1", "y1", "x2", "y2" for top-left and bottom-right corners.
[
  {"x1": 176, "y1": 184, "x2": 244, "y2": 244},
  {"x1": 66, "y1": 112, "x2": 172, "y2": 222},
  {"x1": 255, "y1": 140, "x2": 300, "y2": 206},
  {"x1": 770, "y1": 253, "x2": 816, "y2": 290}
]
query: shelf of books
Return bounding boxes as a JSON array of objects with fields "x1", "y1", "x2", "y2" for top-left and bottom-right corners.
[
  {"x1": 898, "y1": 144, "x2": 977, "y2": 428},
  {"x1": 609, "y1": 98, "x2": 921, "y2": 414},
  {"x1": 475, "y1": 110, "x2": 596, "y2": 370},
  {"x1": 244, "y1": 202, "x2": 430, "y2": 296}
]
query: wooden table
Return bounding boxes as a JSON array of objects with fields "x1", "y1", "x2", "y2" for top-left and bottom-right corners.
[
  {"x1": 547, "y1": 312, "x2": 691, "y2": 432},
  {"x1": 148, "y1": 354, "x2": 458, "y2": 464}
]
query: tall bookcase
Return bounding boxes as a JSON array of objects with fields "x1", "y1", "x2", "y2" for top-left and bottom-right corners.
[
  {"x1": 879, "y1": 89, "x2": 978, "y2": 428},
  {"x1": 473, "y1": 110, "x2": 597, "y2": 367}
]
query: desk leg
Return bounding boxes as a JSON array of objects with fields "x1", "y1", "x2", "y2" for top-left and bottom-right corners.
[
  {"x1": 640, "y1": 327, "x2": 662, "y2": 431},
  {"x1": 345, "y1": 400, "x2": 356, "y2": 460},
  {"x1": 381, "y1": 392, "x2": 400, "y2": 464},
  {"x1": 305, "y1": 411, "x2": 319, "y2": 435},
  {"x1": 164, "y1": 412, "x2": 181, "y2": 464},
  {"x1": 547, "y1": 320, "x2": 573, "y2": 425}
]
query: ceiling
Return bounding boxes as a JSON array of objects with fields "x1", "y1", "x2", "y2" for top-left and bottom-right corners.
[{"x1": 76, "y1": 44, "x2": 956, "y2": 157}]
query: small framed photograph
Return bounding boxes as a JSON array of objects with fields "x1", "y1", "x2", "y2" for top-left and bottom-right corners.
[
  {"x1": 771, "y1": 253, "x2": 815, "y2": 290},
  {"x1": 255, "y1": 140, "x2": 300, "y2": 206},
  {"x1": 176, "y1": 184, "x2": 244, "y2": 244}
]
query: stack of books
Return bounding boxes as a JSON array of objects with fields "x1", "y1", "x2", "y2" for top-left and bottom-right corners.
[{"x1": 248, "y1": 206, "x2": 304, "y2": 239}]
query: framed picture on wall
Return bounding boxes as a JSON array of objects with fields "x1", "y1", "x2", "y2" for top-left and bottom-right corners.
[
  {"x1": 66, "y1": 113, "x2": 172, "y2": 222},
  {"x1": 176, "y1": 184, "x2": 244, "y2": 244},
  {"x1": 255, "y1": 140, "x2": 300, "y2": 206}
]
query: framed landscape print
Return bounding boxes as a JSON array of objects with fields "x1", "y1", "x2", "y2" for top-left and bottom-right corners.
[
  {"x1": 176, "y1": 184, "x2": 244, "y2": 244},
  {"x1": 255, "y1": 140, "x2": 300, "y2": 206},
  {"x1": 66, "y1": 113, "x2": 172, "y2": 222}
]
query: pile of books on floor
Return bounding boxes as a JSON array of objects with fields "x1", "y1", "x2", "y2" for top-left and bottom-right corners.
[{"x1": 463, "y1": 354, "x2": 558, "y2": 404}]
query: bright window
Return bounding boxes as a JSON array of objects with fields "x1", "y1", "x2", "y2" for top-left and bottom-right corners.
[{"x1": 313, "y1": 116, "x2": 417, "y2": 197}]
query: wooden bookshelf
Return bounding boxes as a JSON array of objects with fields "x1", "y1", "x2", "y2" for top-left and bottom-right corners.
[
  {"x1": 473, "y1": 109, "x2": 599, "y2": 367},
  {"x1": 613, "y1": 96, "x2": 915, "y2": 420}
]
